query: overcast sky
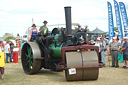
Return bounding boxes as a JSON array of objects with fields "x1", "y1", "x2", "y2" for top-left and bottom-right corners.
[{"x1": 0, "y1": 0, "x2": 128, "y2": 37}]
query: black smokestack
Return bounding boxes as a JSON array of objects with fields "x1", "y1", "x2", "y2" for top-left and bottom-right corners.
[{"x1": 64, "y1": 6, "x2": 72, "y2": 36}]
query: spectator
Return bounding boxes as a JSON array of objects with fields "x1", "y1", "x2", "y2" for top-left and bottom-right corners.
[
  {"x1": 120, "y1": 37, "x2": 128, "y2": 69},
  {"x1": 10, "y1": 41, "x2": 14, "y2": 58},
  {"x1": 108, "y1": 37, "x2": 121, "y2": 68},
  {"x1": 0, "y1": 41, "x2": 5, "y2": 79},
  {"x1": 89, "y1": 40, "x2": 95, "y2": 51},
  {"x1": 2, "y1": 41, "x2": 6, "y2": 48},
  {"x1": 18, "y1": 40, "x2": 21, "y2": 56},
  {"x1": 100, "y1": 37, "x2": 106, "y2": 66},
  {"x1": 89, "y1": 40, "x2": 95, "y2": 45},
  {"x1": 0, "y1": 41, "x2": 4, "y2": 52},
  {"x1": 20, "y1": 40, "x2": 26, "y2": 50},
  {"x1": 95, "y1": 38, "x2": 102, "y2": 62},
  {"x1": 5, "y1": 41, "x2": 12, "y2": 63}
]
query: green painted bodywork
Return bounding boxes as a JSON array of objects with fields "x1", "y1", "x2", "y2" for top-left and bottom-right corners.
[
  {"x1": 33, "y1": 33, "x2": 64, "y2": 58},
  {"x1": 50, "y1": 34, "x2": 64, "y2": 58}
]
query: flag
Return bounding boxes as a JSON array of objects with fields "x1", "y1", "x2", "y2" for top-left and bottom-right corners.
[
  {"x1": 107, "y1": 1, "x2": 115, "y2": 41},
  {"x1": 119, "y1": 2, "x2": 128, "y2": 37},
  {"x1": 113, "y1": 0, "x2": 123, "y2": 39}
]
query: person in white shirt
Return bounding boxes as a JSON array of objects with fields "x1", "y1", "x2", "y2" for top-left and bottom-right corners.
[
  {"x1": 100, "y1": 37, "x2": 106, "y2": 66},
  {"x1": 5, "y1": 41, "x2": 12, "y2": 63},
  {"x1": 95, "y1": 38, "x2": 102, "y2": 62}
]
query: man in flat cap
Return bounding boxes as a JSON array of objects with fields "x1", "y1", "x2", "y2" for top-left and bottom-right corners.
[
  {"x1": 108, "y1": 37, "x2": 121, "y2": 67},
  {"x1": 120, "y1": 37, "x2": 128, "y2": 68},
  {"x1": 39, "y1": 20, "x2": 49, "y2": 36}
]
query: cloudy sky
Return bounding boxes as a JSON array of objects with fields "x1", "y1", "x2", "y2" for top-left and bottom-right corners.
[{"x1": 0, "y1": 0, "x2": 128, "y2": 37}]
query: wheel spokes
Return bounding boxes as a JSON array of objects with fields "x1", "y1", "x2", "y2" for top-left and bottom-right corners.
[{"x1": 25, "y1": 46, "x2": 33, "y2": 70}]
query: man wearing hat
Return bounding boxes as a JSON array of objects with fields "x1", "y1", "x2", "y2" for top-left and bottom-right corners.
[
  {"x1": 120, "y1": 37, "x2": 128, "y2": 68},
  {"x1": 39, "y1": 20, "x2": 49, "y2": 36},
  {"x1": 95, "y1": 38, "x2": 102, "y2": 62},
  {"x1": 100, "y1": 37, "x2": 106, "y2": 66},
  {"x1": 108, "y1": 37, "x2": 121, "y2": 67}
]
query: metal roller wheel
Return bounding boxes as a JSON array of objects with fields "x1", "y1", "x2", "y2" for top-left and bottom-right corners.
[
  {"x1": 21, "y1": 42, "x2": 41, "y2": 74},
  {"x1": 65, "y1": 51, "x2": 99, "y2": 81},
  {"x1": 82, "y1": 51, "x2": 99, "y2": 80},
  {"x1": 65, "y1": 52, "x2": 83, "y2": 81}
]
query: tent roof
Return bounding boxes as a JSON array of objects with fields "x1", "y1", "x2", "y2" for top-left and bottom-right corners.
[
  {"x1": 89, "y1": 28, "x2": 105, "y2": 34},
  {"x1": 16, "y1": 36, "x2": 22, "y2": 40}
]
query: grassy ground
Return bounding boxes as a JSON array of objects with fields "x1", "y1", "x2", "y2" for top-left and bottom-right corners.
[{"x1": 0, "y1": 58, "x2": 128, "y2": 85}]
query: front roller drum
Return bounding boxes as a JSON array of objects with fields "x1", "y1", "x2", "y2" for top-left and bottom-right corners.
[
  {"x1": 65, "y1": 51, "x2": 99, "y2": 81},
  {"x1": 21, "y1": 42, "x2": 42, "y2": 74}
]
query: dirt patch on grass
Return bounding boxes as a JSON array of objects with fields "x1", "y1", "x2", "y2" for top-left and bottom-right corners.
[{"x1": 0, "y1": 59, "x2": 128, "y2": 85}]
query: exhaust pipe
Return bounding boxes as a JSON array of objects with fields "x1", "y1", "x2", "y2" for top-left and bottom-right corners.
[{"x1": 64, "y1": 6, "x2": 72, "y2": 36}]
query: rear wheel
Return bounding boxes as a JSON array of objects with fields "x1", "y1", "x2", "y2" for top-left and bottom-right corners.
[{"x1": 21, "y1": 42, "x2": 41, "y2": 74}]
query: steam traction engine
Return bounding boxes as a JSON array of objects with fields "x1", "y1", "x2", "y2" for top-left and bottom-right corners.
[{"x1": 21, "y1": 6, "x2": 102, "y2": 81}]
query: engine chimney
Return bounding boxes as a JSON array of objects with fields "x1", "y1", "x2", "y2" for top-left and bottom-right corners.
[{"x1": 64, "y1": 6, "x2": 72, "y2": 36}]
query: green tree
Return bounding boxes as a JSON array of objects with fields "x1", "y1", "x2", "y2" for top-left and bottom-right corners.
[
  {"x1": 114, "y1": 27, "x2": 117, "y2": 31},
  {"x1": 5, "y1": 36, "x2": 15, "y2": 41},
  {"x1": 3, "y1": 33, "x2": 16, "y2": 41}
]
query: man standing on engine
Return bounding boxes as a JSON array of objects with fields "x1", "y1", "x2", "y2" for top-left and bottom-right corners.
[{"x1": 39, "y1": 20, "x2": 49, "y2": 36}]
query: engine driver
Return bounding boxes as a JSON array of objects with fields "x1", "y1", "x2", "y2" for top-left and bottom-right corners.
[{"x1": 39, "y1": 20, "x2": 49, "y2": 36}]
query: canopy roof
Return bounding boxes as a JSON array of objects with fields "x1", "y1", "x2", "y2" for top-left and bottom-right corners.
[{"x1": 89, "y1": 28, "x2": 105, "y2": 34}]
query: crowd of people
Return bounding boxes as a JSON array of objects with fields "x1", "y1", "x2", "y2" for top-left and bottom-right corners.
[
  {"x1": 87, "y1": 37, "x2": 107, "y2": 66},
  {"x1": 107, "y1": 37, "x2": 128, "y2": 68},
  {"x1": 90, "y1": 36, "x2": 128, "y2": 68},
  {"x1": 0, "y1": 40, "x2": 26, "y2": 79}
]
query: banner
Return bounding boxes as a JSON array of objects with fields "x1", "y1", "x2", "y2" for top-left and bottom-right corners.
[
  {"x1": 107, "y1": 1, "x2": 115, "y2": 41},
  {"x1": 119, "y1": 2, "x2": 128, "y2": 37},
  {"x1": 113, "y1": 0, "x2": 123, "y2": 39}
]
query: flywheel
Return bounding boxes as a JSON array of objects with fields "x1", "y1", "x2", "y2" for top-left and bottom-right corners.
[{"x1": 21, "y1": 42, "x2": 41, "y2": 74}]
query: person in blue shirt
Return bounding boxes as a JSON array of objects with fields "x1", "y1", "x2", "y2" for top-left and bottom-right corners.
[
  {"x1": 121, "y1": 37, "x2": 128, "y2": 69},
  {"x1": 28, "y1": 24, "x2": 38, "y2": 41},
  {"x1": 20, "y1": 40, "x2": 26, "y2": 50}
]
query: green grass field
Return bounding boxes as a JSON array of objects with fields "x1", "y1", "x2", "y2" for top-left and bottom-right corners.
[{"x1": 0, "y1": 58, "x2": 128, "y2": 85}]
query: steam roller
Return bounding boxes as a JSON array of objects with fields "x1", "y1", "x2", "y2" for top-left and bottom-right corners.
[{"x1": 21, "y1": 6, "x2": 103, "y2": 81}]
